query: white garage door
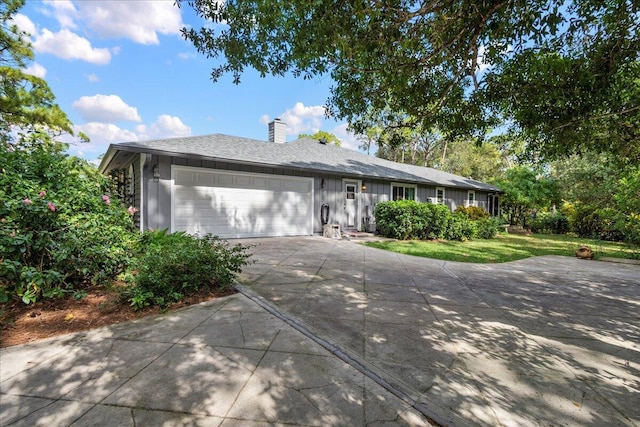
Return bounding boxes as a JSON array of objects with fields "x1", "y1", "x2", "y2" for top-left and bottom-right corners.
[{"x1": 172, "y1": 166, "x2": 313, "y2": 238}]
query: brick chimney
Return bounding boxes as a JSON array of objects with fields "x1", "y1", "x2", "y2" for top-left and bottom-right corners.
[{"x1": 268, "y1": 118, "x2": 286, "y2": 144}]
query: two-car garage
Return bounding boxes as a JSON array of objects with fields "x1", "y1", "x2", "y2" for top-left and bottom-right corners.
[{"x1": 171, "y1": 166, "x2": 314, "y2": 238}]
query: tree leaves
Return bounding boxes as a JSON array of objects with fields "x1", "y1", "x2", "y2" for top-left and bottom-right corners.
[
  {"x1": 0, "y1": 0, "x2": 74, "y2": 144},
  {"x1": 179, "y1": 0, "x2": 639, "y2": 163}
]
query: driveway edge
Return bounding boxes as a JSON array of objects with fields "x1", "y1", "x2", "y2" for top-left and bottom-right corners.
[{"x1": 235, "y1": 283, "x2": 462, "y2": 427}]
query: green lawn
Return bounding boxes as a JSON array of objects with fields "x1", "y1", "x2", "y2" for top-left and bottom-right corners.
[{"x1": 364, "y1": 234, "x2": 637, "y2": 263}]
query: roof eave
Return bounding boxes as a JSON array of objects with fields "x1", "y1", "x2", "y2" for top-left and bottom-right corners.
[
  {"x1": 98, "y1": 144, "x2": 117, "y2": 174},
  {"x1": 103, "y1": 143, "x2": 502, "y2": 192}
]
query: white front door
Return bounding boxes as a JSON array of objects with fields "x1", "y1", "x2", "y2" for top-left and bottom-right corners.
[{"x1": 343, "y1": 180, "x2": 359, "y2": 229}]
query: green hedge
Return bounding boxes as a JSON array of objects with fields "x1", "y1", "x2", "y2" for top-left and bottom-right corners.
[
  {"x1": 375, "y1": 200, "x2": 499, "y2": 241},
  {"x1": 454, "y1": 205, "x2": 490, "y2": 220},
  {"x1": 375, "y1": 200, "x2": 450, "y2": 240}
]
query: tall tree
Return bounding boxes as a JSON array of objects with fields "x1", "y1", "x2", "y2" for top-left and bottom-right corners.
[
  {"x1": 550, "y1": 153, "x2": 620, "y2": 210},
  {"x1": 1, "y1": 0, "x2": 73, "y2": 144},
  {"x1": 179, "y1": 0, "x2": 640, "y2": 163},
  {"x1": 493, "y1": 166, "x2": 560, "y2": 226},
  {"x1": 438, "y1": 138, "x2": 507, "y2": 182}
]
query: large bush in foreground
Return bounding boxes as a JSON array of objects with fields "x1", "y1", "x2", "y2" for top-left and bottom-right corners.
[
  {"x1": 0, "y1": 137, "x2": 137, "y2": 304},
  {"x1": 125, "y1": 230, "x2": 251, "y2": 309}
]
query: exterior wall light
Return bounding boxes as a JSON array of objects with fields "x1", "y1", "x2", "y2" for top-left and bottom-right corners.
[
  {"x1": 153, "y1": 165, "x2": 160, "y2": 182},
  {"x1": 361, "y1": 182, "x2": 366, "y2": 192}
]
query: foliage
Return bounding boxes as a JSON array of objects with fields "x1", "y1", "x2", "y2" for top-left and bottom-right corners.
[
  {"x1": 492, "y1": 166, "x2": 560, "y2": 226},
  {"x1": 0, "y1": 134, "x2": 137, "y2": 304},
  {"x1": 454, "y1": 205, "x2": 489, "y2": 221},
  {"x1": 365, "y1": 234, "x2": 636, "y2": 264},
  {"x1": 567, "y1": 205, "x2": 625, "y2": 242},
  {"x1": 372, "y1": 119, "x2": 446, "y2": 167},
  {"x1": 124, "y1": 230, "x2": 251, "y2": 309},
  {"x1": 1, "y1": 0, "x2": 74, "y2": 142},
  {"x1": 374, "y1": 200, "x2": 497, "y2": 241},
  {"x1": 374, "y1": 200, "x2": 418, "y2": 240},
  {"x1": 370, "y1": 122, "x2": 509, "y2": 182},
  {"x1": 375, "y1": 200, "x2": 449, "y2": 240},
  {"x1": 529, "y1": 213, "x2": 570, "y2": 235},
  {"x1": 298, "y1": 130, "x2": 341, "y2": 147},
  {"x1": 179, "y1": 0, "x2": 640, "y2": 163},
  {"x1": 550, "y1": 153, "x2": 620, "y2": 211},
  {"x1": 475, "y1": 217, "x2": 502, "y2": 239},
  {"x1": 613, "y1": 166, "x2": 640, "y2": 245},
  {"x1": 550, "y1": 156, "x2": 639, "y2": 244},
  {"x1": 437, "y1": 138, "x2": 508, "y2": 182},
  {"x1": 445, "y1": 213, "x2": 477, "y2": 242},
  {"x1": 569, "y1": 205, "x2": 605, "y2": 239}
]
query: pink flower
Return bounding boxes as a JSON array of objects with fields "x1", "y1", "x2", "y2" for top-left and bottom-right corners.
[
  {"x1": 38, "y1": 190, "x2": 46, "y2": 198},
  {"x1": 47, "y1": 202, "x2": 56, "y2": 212},
  {"x1": 128, "y1": 206, "x2": 138, "y2": 215},
  {"x1": 102, "y1": 194, "x2": 111, "y2": 205},
  {"x1": 9, "y1": 231, "x2": 16, "y2": 237},
  {"x1": 23, "y1": 198, "x2": 33, "y2": 205}
]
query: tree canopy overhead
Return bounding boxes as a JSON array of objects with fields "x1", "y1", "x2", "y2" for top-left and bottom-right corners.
[{"x1": 179, "y1": 0, "x2": 640, "y2": 163}]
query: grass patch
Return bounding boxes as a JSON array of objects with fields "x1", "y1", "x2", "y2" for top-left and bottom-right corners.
[{"x1": 364, "y1": 234, "x2": 636, "y2": 263}]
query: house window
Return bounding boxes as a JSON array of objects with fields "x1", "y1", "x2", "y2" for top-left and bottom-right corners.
[
  {"x1": 392, "y1": 183, "x2": 416, "y2": 201},
  {"x1": 467, "y1": 190, "x2": 476, "y2": 207},
  {"x1": 436, "y1": 187, "x2": 445, "y2": 204},
  {"x1": 346, "y1": 183, "x2": 356, "y2": 199}
]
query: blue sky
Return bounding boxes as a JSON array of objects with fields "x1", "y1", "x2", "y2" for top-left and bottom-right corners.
[{"x1": 15, "y1": 1, "x2": 361, "y2": 161}]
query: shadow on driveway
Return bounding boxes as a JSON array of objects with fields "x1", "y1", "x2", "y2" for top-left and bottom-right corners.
[{"x1": 237, "y1": 236, "x2": 640, "y2": 427}]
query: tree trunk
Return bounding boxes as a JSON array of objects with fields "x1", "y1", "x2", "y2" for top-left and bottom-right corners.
[{"x1": 441, "y1": 140, "x2": 449, "y2": 165}]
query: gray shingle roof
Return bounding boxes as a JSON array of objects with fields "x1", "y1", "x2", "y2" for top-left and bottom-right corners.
[{"x1": 103, "y1": 133, "x2": 500, "y2": 191}]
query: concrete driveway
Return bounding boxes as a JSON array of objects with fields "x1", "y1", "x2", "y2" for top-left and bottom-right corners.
[{"x1": 236, "y1": 236, "x2": 640, "y2": 426}]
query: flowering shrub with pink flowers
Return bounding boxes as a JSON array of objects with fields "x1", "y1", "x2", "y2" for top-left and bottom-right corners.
[{"x1": 0, "y1": 136, "x2": 137, "y2": 304}]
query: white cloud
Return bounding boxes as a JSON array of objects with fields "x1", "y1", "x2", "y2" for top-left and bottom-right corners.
[
  {"x1": 24, "y1": 63, "x2": 47, "y2": 78},
  {"x1": 279, "y1": 102, "x2": 326, "y2": 136},
  {"x1": 11, "y1": 13, "x2": 36, "y2": 35},
  {"x1": 70, "y1": 114, "x2": 191, "y2": 160},
  {"x1": 77, "y1": 2, "x2": 183, "y2": 45},
  {"x1": 331, "y1": 123, "x2": 361, "y2": 151},
  {"x1": 136, "y1": 115, "x2": 192, "y2": 140},
  {"x1": 178, "y1": 52, "x2": 196, "y2": 60},
  {"x1": 29, "y1": 1, "x2": 181, "y2": 66},
  {"x1": 72, "y1": 94, "x2": 142, "y2": 123},
  {"x1": 475, "y1": 45, "x2": 491, "y2": 73},
  {"x1": 263, "y1": 103, "x2": 367, "y2": 152},
  {"x1": 86, "y1": 73, "x2": 99, "y2": 82},
  {"x1": 76, "y1": 122, "x2": 138, "y2": 143},
  {"x1": 43, "y1": 0, "x2": 77, "y2": 29},
  {"x1": 69, "y1": 122, "x2": 139, "y2": 159},
  {"x1": 33, "y1": 28, "x2": 112, "y2": 64},
  {"x1": 259, "y1": 114, "x2": 271, "y2": 125}
]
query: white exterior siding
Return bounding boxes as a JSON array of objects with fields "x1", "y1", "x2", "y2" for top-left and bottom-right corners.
[{"x1": 171, "y1": 166, "x2": 313, "y2": 238}]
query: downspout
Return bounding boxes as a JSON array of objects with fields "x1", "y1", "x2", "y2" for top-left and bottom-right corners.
[{"x1": 140, "y1": 153, "x2": 152, "y2": 232}]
